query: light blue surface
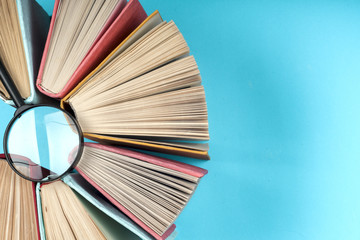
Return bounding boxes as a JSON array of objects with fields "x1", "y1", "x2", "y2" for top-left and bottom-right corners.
[{"x1": 1, "y1": 0, "x2": 360, "y2": 239}]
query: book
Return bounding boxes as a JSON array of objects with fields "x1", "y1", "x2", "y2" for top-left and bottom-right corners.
[
  {"x1": 74, "y1": 190, "x2": 142, "y2": 240},
  {"x1": 74, "y1": 142, "x2": 208, "y2": 240},
  {"x1": 0, "y1": 156, "x2": 40, "y2": 240},
  {"x1": 39, "y1": 181, "x2": 106, "y2": 239},
  {"x1": 0, "y1": 0, "x2": 50, "y2": 105},
  {"x1": 2, "y1": 1, "x2": 210, "y2": 238},
  {"x1": 60, "y1": 11, "x2": 210, "y2": 160},
  {"x1": 36, "y1": 0, "x2": 147, "y2": 99},
  {"x1": 63, "y1": 173, "x2": 177, "y2": 240}
]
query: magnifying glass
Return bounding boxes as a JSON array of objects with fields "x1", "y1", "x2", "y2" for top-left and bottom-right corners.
[{"x1": 0, "y1": 60, "x2": 84, "y2": 182}]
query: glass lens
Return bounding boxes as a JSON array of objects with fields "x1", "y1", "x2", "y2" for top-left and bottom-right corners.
[{"x1": 5, "y1": 106, "x2": 83, "y2": 181}]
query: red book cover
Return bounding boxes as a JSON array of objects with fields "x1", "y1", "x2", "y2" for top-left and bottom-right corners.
[
  {"x1": 90, "y1": 0, "x2": 127, "y2": 48},
  {"x1": 76, "y1": 143, "x2": 208, "y2": 240},
  {"x1": 36, "y1": 0, "x2": 60, "y2": 96},
  {"x1": 76, "y1": 169, "x2": 176, "y2": 240},
  {"x1": 85, "y1": 142, "x2": 208, "y2": 178},
  {"x1": 36, "y1": 0, "x2": 147, "y2": 99}
]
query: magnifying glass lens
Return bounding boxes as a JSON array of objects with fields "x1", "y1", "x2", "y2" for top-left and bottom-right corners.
[{"x1": 5, "y1": 106, "x2": 83, "y2": 182}]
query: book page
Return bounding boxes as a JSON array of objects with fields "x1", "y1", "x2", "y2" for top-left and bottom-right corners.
[
  {"x1": 68, "y1": 21, "x2": 209, "y2": 142},
  {"x1": 41, "y1": 0, "x2": 120, "y2": 93},
  {"x1": 41, "y1": 181, "x2": 106, "y2": 240},
  {"x1": 0, "y1": 0, "x2": 30, "y2": 100},
  {"x1": 0, "y1": 160, "x2": 37, "y2": 240},
  {"x1": 77, "y1": 145, "x2": 203, "y2": 236}
]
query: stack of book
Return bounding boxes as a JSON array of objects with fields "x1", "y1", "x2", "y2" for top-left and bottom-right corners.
[{"x1": 0, "y1": 0, "x2": 209, "y2": 239}]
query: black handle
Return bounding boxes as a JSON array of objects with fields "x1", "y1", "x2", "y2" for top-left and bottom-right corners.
[{"x1": 0, "y1": 60, "x2": 25, "y2": 108}]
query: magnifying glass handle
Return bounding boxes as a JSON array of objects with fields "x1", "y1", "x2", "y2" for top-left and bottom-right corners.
[{"x1": 0, "y1": 60, "x2": 25, "y2": 108}]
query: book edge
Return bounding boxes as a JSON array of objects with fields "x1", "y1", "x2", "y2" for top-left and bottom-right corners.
[
  {"x1": 60, "y1": 10, "x2": 161, "y2": 107},
  {"x1": 36, "y1": 0, "x2": 61, "y2": 97},
  {"x1": 76, "y1": 167, "x2": 175, "y2": 240}
]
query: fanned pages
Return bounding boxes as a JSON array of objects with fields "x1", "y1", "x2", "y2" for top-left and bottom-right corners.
[
  {"x1": 0, "y1": 0, "x2": 50, "y2": 104},
  {"x1": 62, "y1": 12, "x2": 209, "y2": 159},
  {"x1": 15, "y1": 0, "x2": 51, "y2": 105},
  {"x1": 37, "y1": 0, "x2": 147, "y2": 98},
  {"x1": 75, "y1": 143, "x2": 207, "y2": 240},
  {"x1": 63, "y1": 173, "x2": 178, "y2": 240},
  {"x1": 40, "y1": 0, "x2": 121, "y2": 94},
  {"x1": 0, "y1": 0, "x2": 29, "y2": 99},
  {"x1": 74, "y1": 191, "x2": 141, "y2": 240},
  {"x1": 0, "y1": 159, "x2": 39, "y2": 240},
  {"x1": 40, "y1": 181, "x2": 106, "y2": 240},
  {"x1": 64, "y1": 173, "x2": 151, "y2": 240}
]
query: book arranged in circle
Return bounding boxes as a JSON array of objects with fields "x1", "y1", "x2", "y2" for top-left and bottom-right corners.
[{"x1": 0, "y1": 0, "x2": 210, "y2": 239}]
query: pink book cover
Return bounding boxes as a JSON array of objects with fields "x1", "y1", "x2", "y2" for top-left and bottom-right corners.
[
  {"x1": 36, "y1": 0, "x2": 60, "y2": 97},
  {"x1": 36, "y1": 0, "x2": 147, "y2": 99},
  {"x1": 89, "y1": 0, "x2": 127, "y2": 49},
  {"x1": 84, "y1": 142, "x2": 208, "y2": 178},
  {"x1": 76, "y1": 143, "x2": 208, "y2": 240}
]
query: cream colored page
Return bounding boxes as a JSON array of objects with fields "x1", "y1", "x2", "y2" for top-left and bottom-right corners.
[
  {"x1": 41, "y1": 181, "x2": 106, "y2": 240},
  {"x1": 41, "y1": 0, "x2": 119, "y2": 93},
  {"x1": 77, "y1": 146, "x2": 201, "y2": 236},
  {"x1": 0, "y1": 0, "x2": 30, "y2": 99},
  {"x1": 74, "y1": 192, "x2": 141, "y2": 240},
  {"x1": 0, "y1": 160, "x2": 38, "y2": 240},
  {"x1": 68, "y1": 21, "x2": 209, "y2": 140}
]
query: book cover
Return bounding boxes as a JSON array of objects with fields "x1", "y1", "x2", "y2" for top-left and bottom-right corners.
[
  {"x1": 75, "y1": 142, "x2": 207, "y2": 240},
  {"x1": 36, "y1": 0, "x2": 147, "y2": 99},
  {"x1": 63, "y1": 173, "x2": 165, "y2": 240},
  {"x1": 60, "y1": 11, "x2": 210, "y2": 160},
  {"x1": 2, "y1": 0, "x2": 51, "y2": 106},
  {"x1": 1, "y1": 1, "x2": 210, "y2": 239}
]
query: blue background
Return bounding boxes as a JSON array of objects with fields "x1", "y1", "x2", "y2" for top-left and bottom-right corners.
[{"x1": 1, "y1": 0, "x2": 360, "y2": 239}]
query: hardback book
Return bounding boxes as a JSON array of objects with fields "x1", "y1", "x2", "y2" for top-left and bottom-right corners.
[
  {"x1": 36, "y1": 0, "x2": 147, "y2": 99},
  {"x1": 72, "y1": 142, "x2": 208, "y2": 240},
  {"x1": 63, "y1": 173, "x2": 178, "y2": 240},
  {"x1": 35, "y1": 173, "x2": 178, "y2": 240},
  {"x1": 60, "y1": 11, "x2": 210, "y2": 160},
  {"x1": 1, "y1": 1, "x2": 210, "y2": 239},
  {"x1": 39, "y1": 181, "x2": 106, "y2": 239},
  {"x1": 0, "y1": 156, "x2": 40, "y2": 240},
  {"x1": 0, "y1": 0, "x2": 50, "y2": 105}
]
